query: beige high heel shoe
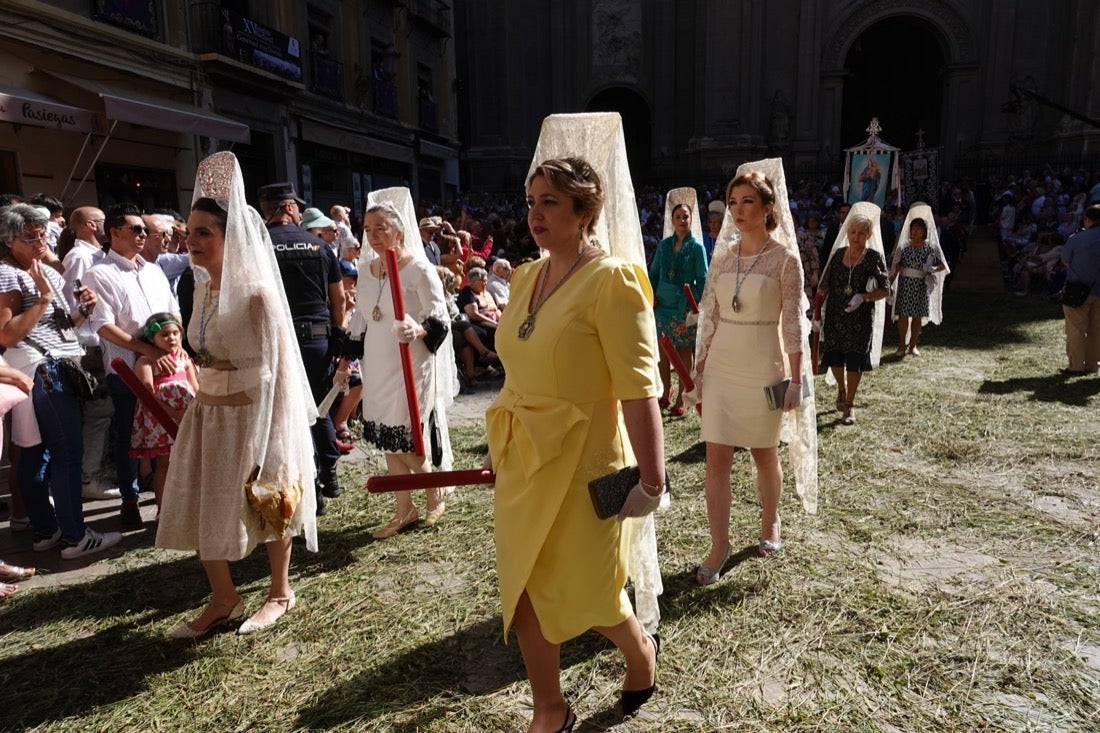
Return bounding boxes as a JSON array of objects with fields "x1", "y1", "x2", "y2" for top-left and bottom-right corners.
[
  {"x1": 372, "y1": 508, "x2": 419, "y2": 539},
  {"x1": 237, "y1": 592, "x2": 296, "y2": 635}
]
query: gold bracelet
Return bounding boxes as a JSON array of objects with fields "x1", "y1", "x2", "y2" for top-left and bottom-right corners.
[{"x1": 640, "y1": 479, "x2": 663, "y2": 496}]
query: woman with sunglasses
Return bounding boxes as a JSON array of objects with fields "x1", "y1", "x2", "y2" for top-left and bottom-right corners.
[{"x1": 0, "y1": 204, "x2": 121, "y2": 559}]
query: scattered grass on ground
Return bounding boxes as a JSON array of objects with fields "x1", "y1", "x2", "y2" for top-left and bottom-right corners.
[{"x1": 1, "y1": 292, "x2": 1097, "y2": 731}]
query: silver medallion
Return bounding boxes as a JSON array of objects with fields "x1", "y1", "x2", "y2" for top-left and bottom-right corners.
[
  {"x1": 371, "y1": 305, "x2": 383, "y2": 322},
  {"x1": 731, "y1": 296, "x2": 741, "y2": 313},
  {"x1": 195, "y1": 348, "x2": 216, "y2": 368},
  {"x1": 517, "y1": 314, "x2": 536, "y2": 340}
]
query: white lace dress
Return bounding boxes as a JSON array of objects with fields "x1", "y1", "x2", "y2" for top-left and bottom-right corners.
[
  {"x1": 355, "y1": 258, "x2": 453, "y2": 464},
  {"x1": 697, "y1": 242, "x2": 805, "y2": 447},
  {"x1": 156, "y1": 282, "x2": 318, "y2": 560}
]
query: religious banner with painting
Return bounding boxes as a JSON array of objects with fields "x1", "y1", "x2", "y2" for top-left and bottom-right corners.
[
  {"x1": 899, "y1": 148, "x2": 940, "y2": 211},
  {"x1": 843, "y1": 118, "x2": 901, "y2": 209}
]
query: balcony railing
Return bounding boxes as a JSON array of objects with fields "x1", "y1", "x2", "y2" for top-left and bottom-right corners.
[
  {"x1": 407, "y1": 0, "x2": 452, "y2": 37},
  {"x1": 190, "y1": 2, "x2": 303, "y2": 83},
  {"x1": 311, "y1": 52, "x2": 344, "y2": 101}
]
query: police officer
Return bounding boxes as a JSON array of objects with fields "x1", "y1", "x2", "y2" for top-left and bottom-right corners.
[{"x1": 258, "y1": 182, "x2": 346, "y2": 515}]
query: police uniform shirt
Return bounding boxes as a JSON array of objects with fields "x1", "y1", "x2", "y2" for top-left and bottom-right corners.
[{"x1": 266, "y1": 223, "x2": 341, "y2": 323}]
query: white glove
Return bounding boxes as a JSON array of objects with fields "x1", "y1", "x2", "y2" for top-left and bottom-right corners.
[
  {"x1": 844, "y1": 293, "x2": 865, "y2": 313},
  {"x1": 391, "y1": 313, "x2": 424, "y2": 343},
  {"x1": 333, "y1": 369, "x2": 350, "y2": 392},
  {"x1": 812, "y1": 318, "x2": 822, "y2": 332},
  {"x1": 782, "y1": 381, "x2": 803, "y2": 412},
  {"x1": 617, "y1": 481, "x2": 664, "y2": 521},
  {"x1": 685, "y1": 311, "x2": 699, "y2": 327}
]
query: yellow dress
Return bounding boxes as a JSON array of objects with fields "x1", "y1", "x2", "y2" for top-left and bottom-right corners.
[{"x1": 486, "y1": 254, "x2": 659, "y2": 644}]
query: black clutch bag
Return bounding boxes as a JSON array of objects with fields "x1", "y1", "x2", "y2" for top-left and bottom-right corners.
[
  {"x1": 764, "y1": 378, "x2": 791, "y2": 411},
  {"x1": 587, "y1": 467, "x2": 670, "y2": 520}
]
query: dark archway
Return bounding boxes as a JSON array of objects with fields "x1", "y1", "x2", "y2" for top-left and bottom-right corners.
[
  {"x1": 586, "y1": 87, "x2": 652, "y2": 183},
  {"x1": 840, "y1": 16, "x2": 946, "y2": 150}
]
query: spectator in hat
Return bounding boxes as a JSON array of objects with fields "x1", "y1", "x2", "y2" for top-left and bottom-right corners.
[
  {"x1": 418, "y1": 216, "x2": 443, "y2": 266},
  {"x1": 302, "y1": 208, "x2": 339, "y2": 258}
]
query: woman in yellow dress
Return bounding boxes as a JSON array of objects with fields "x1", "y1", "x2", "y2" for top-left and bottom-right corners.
[{"x1": 486, "y1": 157, "x2": 666, "y2": 732}]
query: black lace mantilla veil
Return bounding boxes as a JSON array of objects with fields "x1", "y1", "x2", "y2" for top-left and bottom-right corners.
[
  {"x1": 526, "y1": 112, "x2": 663, "y2": 633},
  {"x1": 192, "y1": 151, "x2": 319, "y2": 549},
  {"x1": 694, "y1": 157, "x2": 819, "y2": 514}
]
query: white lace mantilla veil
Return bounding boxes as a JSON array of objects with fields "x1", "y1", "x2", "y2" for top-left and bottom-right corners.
[
  {"x1": 192, "y1": 151, "x2": 318, "y2": 550},
  {"x1": 354, "y1": 186, "x2": 458, "y2": 470},
  {"x1": 892, "y1": 202, "x2": 950, "y2": 326},
  {"x1": 526, "y1": 112, "x2": 663, "y2": 634},
  {"x1": 662, "y1": 187, "x2": 704, "y2": 241},
  {"x1": 696, "y1": 157, "x2": 819, "y2": 514},
  {"x1": 821, "y1": 201, "x2": 887, "y2": 382}
]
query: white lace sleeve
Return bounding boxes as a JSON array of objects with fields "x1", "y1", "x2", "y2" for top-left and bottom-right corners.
[{"x1": 779, "y1": 247, "x2": 806, "y2": 354}]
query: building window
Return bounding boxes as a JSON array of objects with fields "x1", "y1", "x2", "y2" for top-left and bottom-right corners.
[{"x1": 418, "y1": 64, "x2": 437, "y2": 131}]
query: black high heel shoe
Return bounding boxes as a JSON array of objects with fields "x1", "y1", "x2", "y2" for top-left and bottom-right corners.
[
  {"x1": 621, "y1": 633, "x2": 660, "y2": 716},
  {"x1": 555, "y1": 707, "x2": 576, "y2": 732}
]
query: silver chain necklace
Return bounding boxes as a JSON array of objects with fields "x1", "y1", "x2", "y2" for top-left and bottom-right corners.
[
  {"x1": 518, "y1": 246, "x2": 591, "y2": 340},
  {"x1": 731, "y1": 238, "x2": 771, "y2": 313}
]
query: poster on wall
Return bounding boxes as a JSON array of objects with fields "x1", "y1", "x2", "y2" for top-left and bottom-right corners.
[
  {"x1": 352, "y1": 172, "x2": 362, "y2": 221},
  {"x1": 300, "y1": 164, "x2": 312, "y2": 206}
]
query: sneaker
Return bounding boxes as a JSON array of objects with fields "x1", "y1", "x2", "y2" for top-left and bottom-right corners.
[
  {"x1": 33, "y1": 529, "x2": 63, "y2": 551},
  {"x1": 61, "y1": 528, "x2": 122, "y2": 560},
  {"x1": 120, "y1": 499, "x2": 143, "y2": 527},
  {"x1": 82, "y1": 479, "x2": 122, "y2": 501}
]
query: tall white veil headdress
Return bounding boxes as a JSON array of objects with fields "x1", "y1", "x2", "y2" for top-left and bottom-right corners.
[
  {"x1": 821, "y1": 201, "x2": 887, "y2": 378},
  {"x1": 192, "y1": 151, "x2": 318, "y2": 549},
  {"x1": 354, "y1": 186, "x2": 458, "y2": 470},
  {"x1": 892, "y1": 202, "x2": 950, "y2": 325},
  {"x1": 697, "y1": 157, "x2": 819, "y2": 514},
  {"x1": 662, "y1": 187, "x2": 704, "y2": 242},
  {"x1": 526, "y1": 112, "x2": 663, "y2": 634},
  {"x1": 527, "y1": 113, "x2": 644, "y2": 263}
]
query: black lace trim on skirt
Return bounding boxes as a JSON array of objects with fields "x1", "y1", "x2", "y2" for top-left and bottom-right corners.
[{"x1": 361, "y1": 420, "x2": 415, "y2": 454}]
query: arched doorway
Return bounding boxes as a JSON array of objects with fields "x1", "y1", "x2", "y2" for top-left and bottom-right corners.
[
  {"x1": 840, "y1": 16, "x2": 946, "y2": 151},
  {"x1": 586, "y1": 87, "x2": 652, "y2": 183}
]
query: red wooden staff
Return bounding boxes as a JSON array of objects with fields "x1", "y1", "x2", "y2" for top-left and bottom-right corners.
[
  {"x1": 367, "y1": 469, "x2": 495, "y2": 494},
  {"x1": 110, "y1": 357, "x2": 178, "y2": 439},
  {"x1": 386, "y1": 246, "x2": 426, "y2": 457},
  {"x1": 659, "y1": 334, "x2": 700, "y2": 414},
  {"x1": 812, "y1": 290, "x2": 825, "y2": 374},
  {"x1": 681, "y1": 283, "x2": 699, "y2": 314}
]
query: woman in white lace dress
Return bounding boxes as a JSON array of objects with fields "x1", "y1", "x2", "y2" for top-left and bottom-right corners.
[
  {"x1": 156, "y1": 152, "x2": 318, "y2": 638},
  {"x1": 339, "y1": 190, "x2": 456, "y2": 540},
  {"x1": 693, "y1": 166, "x2": 816, "y2": 584}
]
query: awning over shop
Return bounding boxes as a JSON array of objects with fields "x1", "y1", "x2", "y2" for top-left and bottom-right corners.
[
  {"x1": 38, "y1": 70, "x2": 250, "y2": 143},
  {"x1": 0, "y1": 85, "x2": 99, "y2": 134}
]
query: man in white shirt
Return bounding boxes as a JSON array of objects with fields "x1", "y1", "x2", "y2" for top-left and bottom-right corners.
[
  {"x1": 61, "y1": 206, "x2": 120, "y2": 501},
  {"x1": 83, "y1": 204, "x2": 178, "y2": 526},
  {"x1": 142, "y1": 212, "x2": 189, "y2": 293}
]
